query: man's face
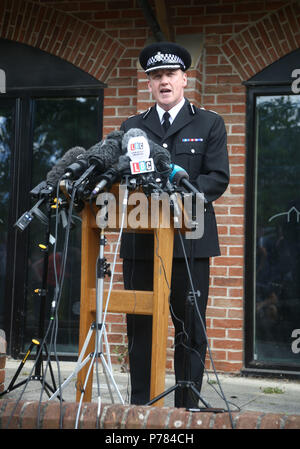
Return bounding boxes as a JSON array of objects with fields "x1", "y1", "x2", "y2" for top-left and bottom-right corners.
[{"x1": 147, "y1": 68, "x2": 187, "y2": 111}]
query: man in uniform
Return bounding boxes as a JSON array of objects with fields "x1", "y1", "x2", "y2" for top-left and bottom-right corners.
[{"x1": 120, "y1": 41, "x2": 230, "y2": 408}]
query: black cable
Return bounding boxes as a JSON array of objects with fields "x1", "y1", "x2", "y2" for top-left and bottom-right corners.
[
  {"x1": 5, "y1": 189, "x2": 68, "y2": 429},
  {"x1": 152, "y1": 227, "x2": 237, "y2": 425},
  {"x1": 176, "y1": 230, "x2": 235, "y2": 428},
  {"x1": 37, "y1": 179, "x2": 77, "y2": 427}
]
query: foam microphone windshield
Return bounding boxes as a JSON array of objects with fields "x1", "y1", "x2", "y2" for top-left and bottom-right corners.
[
  {"x1": 46, "y1": 146, "x2": 86, "y2": 187},
  {"x1": 87, "y1": 130, "x2": 125, "y2": 172},
  {"x1": 150, "y1": 141, "x2": 171, "y2": 176},
  {"x1": 121, "y1": 128, "x2": 148, "y2": 154},
  {"x1": 122, "y1": 128, "x2": 171, "y2": 178}
]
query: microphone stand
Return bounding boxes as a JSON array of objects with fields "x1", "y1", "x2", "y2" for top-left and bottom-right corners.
[
  {"x1": 0, "y1": 199, "x2": 59, "y2": 399},
  {"x1": 146, "y1": 189, "x2": 225, "y2": 412},
  {"x1": 48, "y1": 196, "x2": 125, "y2": 409}
]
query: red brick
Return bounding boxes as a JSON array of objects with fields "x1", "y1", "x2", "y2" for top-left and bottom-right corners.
[
  {"x1": 124, "y1": 405, "x2": 148, "y2": 429},
  {"x1": 260, "y1": 413, "x2": 283, "y2": 429},
  {"x1": 62, "y1": 402, "x2": 81, "y2": 429},
  {"x1": 41, "y1": 402, "x2": 62, "y2": 429},
  {"x1": 80, "y1": 402, "x2": 100, "y2": 429},
  {"x1": 145, "y1": 407, "x2": 170, "y2": 429},
  {"x1": 21, "y1": 402, "x2": 40, "y2": 429},
  {"x1": 235, "y1": 411, "x2": 263, "y2": 429},
  {"x1": 284, "y1": 415, "x2": 300, "y2": 429},
  {"x1": 189, "y1": 412, "x2": 213, "y2": 428},
  {"x1": 213, "y1": 412, "x2": 237, "y2": 429},
  {"x1": 168, "y1": 408, "x2": 191, "y2": 429},
  {"x1": 0, "y1": 400, "x2": 23, "y2": 429},
  {"x1": 102, "y1": 404, "x2": 129, "y2": 429}
]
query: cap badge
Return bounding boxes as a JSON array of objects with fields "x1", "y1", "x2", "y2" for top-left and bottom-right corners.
[{"x1": 146, "y1": 52, "x2": 185, "y2": 69}]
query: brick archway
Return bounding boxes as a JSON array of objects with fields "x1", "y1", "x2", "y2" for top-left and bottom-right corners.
[
  {"x1": 0, "y1": 0, "x2": 126, "y2": 83},
  {"x1": 221, "y1": 1, "x2": 300, "y2": 81}
]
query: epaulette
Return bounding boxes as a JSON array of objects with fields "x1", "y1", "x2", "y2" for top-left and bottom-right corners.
[
  {"x1": 188, "y1": 102, "x2": 196, "y2": 115},
  {"x1": 142, "y1": 106, "x2": 153, "y2": 119},
  {"x1": 199, "y1": 105, "x2": 219, "y2": 115}
]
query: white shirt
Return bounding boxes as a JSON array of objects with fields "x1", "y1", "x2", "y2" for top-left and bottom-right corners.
[{"x1": 156, "y1": 98, "x2": 185, "y2": 125}]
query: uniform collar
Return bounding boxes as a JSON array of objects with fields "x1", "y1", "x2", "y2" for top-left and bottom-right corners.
[
  {"x1": 142, "y1": 98, "x2": 194, "y2": 141},
  {"x1": 156, "y1": 97, "x2": 185, "y2": 125}
]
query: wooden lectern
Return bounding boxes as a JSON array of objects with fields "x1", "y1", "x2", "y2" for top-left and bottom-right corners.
[{"x1": 76, "y1": 184, "x2": 180, "y2": 406}]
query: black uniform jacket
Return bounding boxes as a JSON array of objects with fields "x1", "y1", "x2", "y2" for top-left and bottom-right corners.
[{"x1": 119, "y1": 98, "x2": 230, "y2": 260}]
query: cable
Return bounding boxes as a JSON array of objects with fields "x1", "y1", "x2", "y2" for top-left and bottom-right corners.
[
  {"x1": 5, "y1": 187, "x2": 71, "y2": 429},
  {"x1": 74, "y1": 184, "x2": 129, "y2": 428},
  {"x1": 37, "y1": 179, "x2": 77, "y2": 427},
  {"x1": 176, "y1": 230, "x2": 235, "y2": 428},
  {"x1": 152, "y1": 227, "x2": 237, "y2": 426}
]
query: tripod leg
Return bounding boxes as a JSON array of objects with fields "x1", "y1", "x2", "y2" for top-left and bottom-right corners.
[
  {"x1": 48, "y1": 325, "x2": 94, "y2": 401},
  {"x1": 189, "y1": 383, "x2": 211, "y2": 408},
  {"x1": 41, "y1": 343, "x2": 58, "y2": 392},
  {"x1": 0, "y1": 340, "x2": 36, "y2": 396},
  {"x1": 100, "y1": 353, "x2": 124, "y2": 404},
  {"x1": 146, "y1": 384, "x2": 179, "y2": 406}
]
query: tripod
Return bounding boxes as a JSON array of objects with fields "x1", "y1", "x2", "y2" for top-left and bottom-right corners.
[
  {"x1": 146, "y1": 288, "x2": 212, "y2": 410},
  {"x1": 48, "y1": 225, "x2": 124, "y2": 405},
  {"x1": 147, "y1": 192, "x2": 225, "y2": 412},
  {"x1": 0, "y1": 201, "x2": 59, "y2": 399}
]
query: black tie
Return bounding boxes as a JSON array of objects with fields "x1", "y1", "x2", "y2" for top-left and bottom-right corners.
[{"x1": 162, "y1": 111, "x2": 171, "y2": 133}]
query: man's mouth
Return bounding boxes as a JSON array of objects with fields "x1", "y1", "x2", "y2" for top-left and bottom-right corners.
[{"x1": 160, "y1": 88, "x2": 171, "y2": 94}]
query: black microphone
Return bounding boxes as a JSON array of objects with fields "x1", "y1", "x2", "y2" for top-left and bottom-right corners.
[
  {"x1": 62, "y1": 151, "x2": 88, "y2": 180},
  {"x1": 149, "y1": 141, "x2": 171, "y2": 180},
  {"x1": 91, "y1": 154, "x2": 131, "y2": 196},
  {"x1": 15, "y1": 147, "x2": 85, "y2": 231},
  {"x1": 46, "y1": 146, "x2": 86, "y2": 189},
  {"x1": 74, "y1": 131, "x2": 125, "y2": 187},
  {"x1": 169, "y1": 164, "x2": 207, "y2": 202}
]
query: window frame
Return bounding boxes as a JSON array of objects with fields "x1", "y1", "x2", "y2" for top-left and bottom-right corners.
[
  {"x1": 1, "y1": 87, "x2": 104, "y2": 359},
  {"x1": 243, "y1": 81, "x2": 300, "y2": 378}
]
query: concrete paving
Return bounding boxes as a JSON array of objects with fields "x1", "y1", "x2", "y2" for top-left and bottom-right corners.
[{"x1": 1, "y1": 357, "x2": 300, "y2": 417}]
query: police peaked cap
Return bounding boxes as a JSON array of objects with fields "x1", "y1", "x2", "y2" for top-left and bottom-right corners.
[{"x1": 139, "y1": 42, "x2": 192, "y2": 73}]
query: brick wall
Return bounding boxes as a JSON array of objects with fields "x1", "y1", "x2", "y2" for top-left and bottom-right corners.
[
  {"x1": 1, "y1": 399, "x2": 300, "y2": 429},
  {"x1": 1, "y1": 0, "x2": 299, "y2": 373}
]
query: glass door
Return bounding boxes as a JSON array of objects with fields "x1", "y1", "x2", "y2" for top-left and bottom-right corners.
[
  {"x1": 253, "y1": 94, "x2": 300, "y2": 367},
  {"x1": 0, "y1": 99, "x2": 15, "y2": 334},
  {"x1": 22, "y1": 95, "x2": 101, "y2": 355}
]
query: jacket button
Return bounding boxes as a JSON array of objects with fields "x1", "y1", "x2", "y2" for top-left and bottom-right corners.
[
  {"x1": 163, "y1": 143, "x2": 168, "y2": 148},
  {"x1": 191, "y1": 148, "x2": 195, "y2": 153}
]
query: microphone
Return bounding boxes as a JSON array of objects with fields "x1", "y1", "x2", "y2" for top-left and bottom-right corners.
[
  {"x1": 91, "y1": 154, "x2": 131, "y2": 196},
  {"x1": 149, "y1": 141, "x2": 171, "y2": 179},
  {"x1": 169, "y1": 164, "x2": 207, "y2": 202},
  {"x1": 122, "y1": 128, "x2": 171, "y2": 180},
  {"x1": 74, "y1": 130, "x2": 125, "y2": 187},
  {"x1": 62, "y1": 151, "x2": 88, "y2": 180},
  {"x1": 46, "y1": 146, "x2": 86, "y2": 189}
]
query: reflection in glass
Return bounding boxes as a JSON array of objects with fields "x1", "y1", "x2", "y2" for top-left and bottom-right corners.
[
  {"x1": 254, "y1": 95, "x2": 300, "y2": 366},
  {"x1": 0, "y1": 101, "x2": 13, "y2": 331},
  {"x1": 24, "y1": 97, "x2": 100, "y2": 355}
]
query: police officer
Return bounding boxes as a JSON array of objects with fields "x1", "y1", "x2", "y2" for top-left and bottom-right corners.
[{"x1": 120, "y1": 41, "x2": 230, "y2": 408}]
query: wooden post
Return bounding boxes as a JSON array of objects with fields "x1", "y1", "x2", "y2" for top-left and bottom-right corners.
[{"x1": 76, "y1": 186, "x2": 176, "y2": 404}]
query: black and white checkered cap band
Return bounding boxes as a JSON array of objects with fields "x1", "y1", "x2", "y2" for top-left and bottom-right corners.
[{"x1": 145, "y1": 51, "x2": 185, "y2": 72}]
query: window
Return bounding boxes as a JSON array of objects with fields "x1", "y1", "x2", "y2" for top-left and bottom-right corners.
[
  {"x1": 244, "y1": 49, "x2": 300, "y2": 375},
  {"x1": 0, "y1": 99, "x2": 15, "y2": 334},
  {"x1": 24, "y1": 96, "x2": 102, "y2": 355},
  {"x1": 0, "y1": 39, "x2": 105, "y2": 358}
]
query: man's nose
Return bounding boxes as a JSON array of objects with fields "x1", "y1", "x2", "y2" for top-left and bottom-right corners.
[{"x1": 160, "y1": 75, "x2": 169, "y2": 84}]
